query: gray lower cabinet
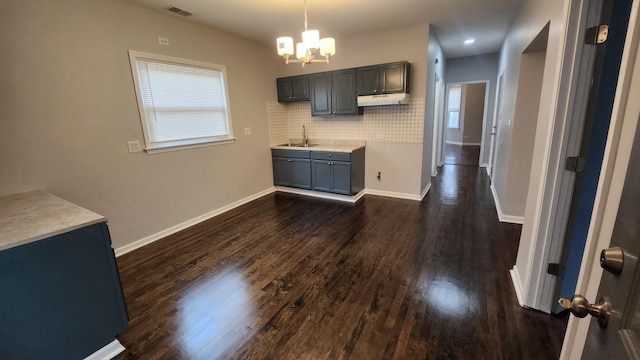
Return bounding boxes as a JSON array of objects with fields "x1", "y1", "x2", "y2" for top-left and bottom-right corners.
[
  {"x1": 272, "y1": 149, "x2": 312, "y2": 189},
  {"x1": 272, "y1": 147, "x2": 365, "y2": 196},
  {"x1": 311, "y1": 159, "x2": 351, "y2": 195},
  {"x1": 311, "y1": 148, "x2": 365, "y2": 195}
]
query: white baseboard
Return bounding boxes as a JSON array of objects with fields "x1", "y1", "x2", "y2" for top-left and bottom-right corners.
[
  {"x1": 490, "y1": 184, "x2": 524, "y2": 224},
  {"x1": 445, "y1": 141, "x2": 482, "y2": 146},
  {"x1": 114, "y1": 187, "x2": 277, "y2": 257},
  {"x1": 84, "y1": 339, "x2": 125, "y2": 360},
  {"x1": 275, "y1": 186, "x2": 365, "y2": 203},
  {"x1": 365, "y1": 188, "x2": 423, "y2": 201},
  {"x1": 420, "y1": 182, "x2": 431, "y2": 201},
  {"x1": 510, "y1": 266, "x2": 526, "y2": 308}
]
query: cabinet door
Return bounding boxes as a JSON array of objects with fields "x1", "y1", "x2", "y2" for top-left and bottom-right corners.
[
  {"x1": 381, "y1": 62, "x2": 408, "y2": 94},
  {"x1": 291, "y1": 75, "x2": 310, "y2": 101},
  {"x1": 291, "y1": 159, "x2": 312, "y2": 189},
  {"x1": 332, "y1": 69, "x2": 358, "y2": 115},
  {"x1": 310, "y1": 72, "x2": 332, "y2": 116},
  {"x1": 277, "y1": 78, "x2": 293, "y2": 102},
  {"x1": 332, "y1": 161, "x2": 352, "y2": 195},
  {"x1": 356, "y1": 66, "x2": 380, "y2": 95},
  {"x1": 312, "y1": 160, "x2": 333, "y2": 192},
  {"x1": 272, "y1": 157, "x2": 292, "y2": 186}
]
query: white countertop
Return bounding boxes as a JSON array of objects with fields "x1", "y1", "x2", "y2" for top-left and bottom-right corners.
[
  {"x1": 0, "y1": 190, "x2": 106, "y2": 251},
  {"x1": 271, "y1": 139, "x2": 365, "y2": 153}
]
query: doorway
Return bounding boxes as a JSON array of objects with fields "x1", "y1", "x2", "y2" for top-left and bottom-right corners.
[{"x1": 441, "y1": 81, "x2": 489, "y2": 167}]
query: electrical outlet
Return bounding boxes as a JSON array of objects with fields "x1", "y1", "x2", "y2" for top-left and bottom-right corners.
[
  {"x1": 127, "y1": 141, "x2": 142, "y2": 153},
  {"x1": 244, "y1": 127, "x2": 252, "y2": 135},
  {"x1": 159, "y1": 37, "x2": 170, "y2": 46}
]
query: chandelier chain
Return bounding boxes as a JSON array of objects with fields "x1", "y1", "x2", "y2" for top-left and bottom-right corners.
[{"x1": 304, "y1": 0, "x2": 308, "y2": 32}]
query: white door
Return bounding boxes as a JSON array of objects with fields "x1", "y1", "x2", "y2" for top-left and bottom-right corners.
[
  {"x1": 560, "y1": 0, "x2": 640, "y2": 353},
  {"x1": 561, "y1": 107, "x2": 640, "y2": 358}
]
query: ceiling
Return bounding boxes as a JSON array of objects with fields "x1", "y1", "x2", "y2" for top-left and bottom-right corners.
[{"x1": 124, "y1": 0, "x2": 524, "y2": 59}]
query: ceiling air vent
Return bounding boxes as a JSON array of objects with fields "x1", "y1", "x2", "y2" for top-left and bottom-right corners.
[{"x1": 165, "y1": 6, "x2": 192, "y2": 17}]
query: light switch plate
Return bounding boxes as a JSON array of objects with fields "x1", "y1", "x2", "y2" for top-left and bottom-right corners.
[
  {"x1": 244, "y1": 127, "x2": 252, "y2": 135},
  {"x1": 127, "y1": 141, "x2": 142, "y2": 153}
]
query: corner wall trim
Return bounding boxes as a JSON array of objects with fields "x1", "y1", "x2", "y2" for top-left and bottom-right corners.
[
  {"x1": 490, "y1": 184, "x2": 524, "y2": 224},
  {"x1": 114, "y1": 187, "x2": 277, "y2": 257},
  {"x1": 510, "y1": 266, "x2": 526, "y2": 307},
  {"x1": 366, "y1": 188, "x2": 423, "y2": 201},
  {"x1": 84, "y1": 339, "x2": 125, "y2": 360},
  {"x1": 420, "y1": 182, "x2": 432, "y2": 201}
]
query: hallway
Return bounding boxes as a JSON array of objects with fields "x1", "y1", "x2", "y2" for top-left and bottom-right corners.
[{"x1": 115, "y1": 165, "x2": 567, "y2": 359}]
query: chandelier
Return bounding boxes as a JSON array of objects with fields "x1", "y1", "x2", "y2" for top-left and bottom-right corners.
[{"x1": 276, "y1": 0, "x2": 335, "y2": 67}]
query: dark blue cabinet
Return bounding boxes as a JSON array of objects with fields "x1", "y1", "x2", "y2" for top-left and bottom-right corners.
[{"x1": 0, "y1": 222, "x2": 128, "y2": 359}]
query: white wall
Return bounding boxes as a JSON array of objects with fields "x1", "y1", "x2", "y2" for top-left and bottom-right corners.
[
  {"x1": 504, "y1": 51, "x2": 546, "y2": 215},
  {"x1": 495, "y1": 0, "x2": 575, "y2": 307},
  {"x1": 445, "y1": 53, "x2": 499, "y2": 163},
  {"x1": 275, "y1": 24, "x2": 431, "y2": 197},
  {"x1": 0, "y1": 0, "x2": 280, "y2": 249}
]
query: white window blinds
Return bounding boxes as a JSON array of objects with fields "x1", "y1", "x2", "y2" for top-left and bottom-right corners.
[
  {"x1": 129, "y1": 51, "x2": 234, "y2": 152},
  {"x1": 447, "y1": 85, "x2": 462, "y2": 129}
]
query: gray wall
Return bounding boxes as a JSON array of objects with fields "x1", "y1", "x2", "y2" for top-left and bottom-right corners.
[
  {"x1": 421, "y1": 26, "x2": 446, "y2": 193},
  {"x1": 445, "y1": 53, "x2": 499, "y2": 164},
  {"x1": 1, "y1": 0, "x2": 280, "y2": 249}
]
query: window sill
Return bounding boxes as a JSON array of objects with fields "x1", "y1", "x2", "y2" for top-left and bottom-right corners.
[{"x1": 145, "y1": 138, "x2": 236, "y2": 154}]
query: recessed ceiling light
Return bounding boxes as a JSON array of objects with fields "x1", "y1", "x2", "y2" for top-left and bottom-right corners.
[{"x1": 464, "y1": 39, "x2": 475, "y2": 45}]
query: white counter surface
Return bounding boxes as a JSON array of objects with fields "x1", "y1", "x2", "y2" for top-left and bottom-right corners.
[
  {"x1": 0, "y1": 190, "x2": 105, "y2": 251},
  {"x1": 271, "y1": 139, "x2": 366, "y2": 153}
]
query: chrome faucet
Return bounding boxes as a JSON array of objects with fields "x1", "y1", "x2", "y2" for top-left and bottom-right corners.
[{"x1": 303, "y1": 125, "x2": 309, "y2": 147}]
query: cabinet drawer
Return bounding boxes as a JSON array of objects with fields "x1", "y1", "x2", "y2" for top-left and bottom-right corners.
[
  {"x1": 311, "y1": 151, "x2": 351, "y2": 162},
  {"x1": 271, "y1": 149, "x2": 311, "y2": 159}
]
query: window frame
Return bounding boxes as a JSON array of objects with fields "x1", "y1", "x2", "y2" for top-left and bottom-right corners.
[
  {"x1": 447, "y1": 85, "x2": 462, "y2": 129},
  {"x1": 128, "y1": 50, "x2": 235, "y2": 154}
]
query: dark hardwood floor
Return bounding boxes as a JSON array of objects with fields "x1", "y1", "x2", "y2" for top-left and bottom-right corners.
[
  {"x1": 115, "y1": 165, "x2": 567, "y2": 359},
  {"x1": 444, "y1": 144, "x2": 481, "y2": 166}
]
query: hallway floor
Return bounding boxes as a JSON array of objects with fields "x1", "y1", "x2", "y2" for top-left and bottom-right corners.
[
  {"x1": 115, "y1": 165, "x2": 567, "y2": 359},
  {"x1": 444, "y1": 143, "x2": 481, "y2": 166}
]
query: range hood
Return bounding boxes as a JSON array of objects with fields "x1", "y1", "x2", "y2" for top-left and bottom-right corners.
[{"x1": 357, "y1": 93, "x2": 410, "y2": 107}]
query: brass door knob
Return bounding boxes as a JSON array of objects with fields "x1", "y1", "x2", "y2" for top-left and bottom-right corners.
[{"x1": 558, "y1": 295, "x2": 611, "y2": 328}]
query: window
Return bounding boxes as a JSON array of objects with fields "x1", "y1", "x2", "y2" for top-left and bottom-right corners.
[
  {"x1": 447, "y1": 85, "x2": 462, "y2": 129},
  {"x1": 128, "y1": 50, "x2": 234, "y2": 153}
]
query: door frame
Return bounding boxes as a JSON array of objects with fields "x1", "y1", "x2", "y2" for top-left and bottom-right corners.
[
  {"x1": 561, "y1": 0, "x2": 640, "y2": 356},
  {"x1": 488, "y1": 72, "x2": 504, "y2": 178},
  {"x1": 431, "y1": 73, "x2": 443, "y2": 176}
]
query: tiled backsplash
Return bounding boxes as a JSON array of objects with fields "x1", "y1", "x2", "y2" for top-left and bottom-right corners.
[{"x1": 267, "y1": 98, "x2": 425, "y2": 146}]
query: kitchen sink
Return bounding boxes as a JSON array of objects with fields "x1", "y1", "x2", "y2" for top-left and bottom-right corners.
[{"x1": 278, "y1": 143, "x2": 317, "y2": 147}]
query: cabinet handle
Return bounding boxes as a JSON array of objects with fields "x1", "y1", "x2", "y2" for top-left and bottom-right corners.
[
  {"x1": 329, "y1": 154, "x2": 332, "y2": 157},
  {"x1": 374, "y1": 89, "x2": 377, "y2": 93},
  {"x1": 288, "y1": 160, "x2": 292, "y2": 162}
]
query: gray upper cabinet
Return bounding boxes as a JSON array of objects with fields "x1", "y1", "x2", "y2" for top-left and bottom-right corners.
[
  {"x1": 277, "y1": 75, "x2": 309, "y2": 103},
  {"x1": 310, "y1": 70, "x2": 363, "y2": 116},
  {"x1": 356, "y1": 61, "x2": 410, "y2": 96},
  {"x1": 309, "y1": 72, "x2": 332, "y2": 116}
]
